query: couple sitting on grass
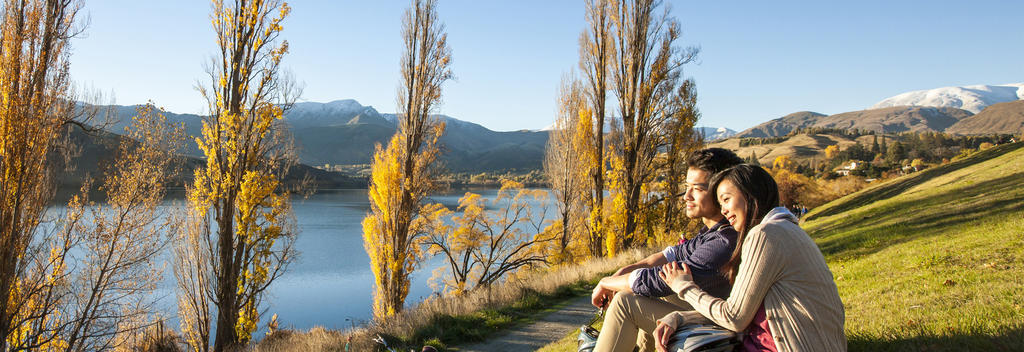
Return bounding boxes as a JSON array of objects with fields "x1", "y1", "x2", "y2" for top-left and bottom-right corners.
[{"x1": 591, "y1": 148, "x2": 846, "y2": 352}]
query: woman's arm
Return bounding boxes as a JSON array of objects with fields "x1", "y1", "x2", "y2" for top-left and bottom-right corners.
[{"x1": 661, "y1": 226, "x2": 786, "y2": 331}]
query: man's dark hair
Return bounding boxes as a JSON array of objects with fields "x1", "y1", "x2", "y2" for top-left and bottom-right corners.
[{"x1": 686, "y1": 148, "x2": 744, "y2": 176}]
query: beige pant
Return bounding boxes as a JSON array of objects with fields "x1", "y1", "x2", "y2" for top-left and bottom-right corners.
[{"x1": 594, "y1": 291, "x2": 693, "y2": 352}]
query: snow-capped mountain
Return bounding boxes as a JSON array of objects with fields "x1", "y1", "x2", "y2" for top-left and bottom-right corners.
[
  {"x1": 697, "y1": 126, "x2": 737, "y2": 141},
  {"x1": 871, "y1": 83, "x2": 1024, "y2": 113},
  {"x1": 287, "y1": 99, "x2": 389, "y2": 127}
]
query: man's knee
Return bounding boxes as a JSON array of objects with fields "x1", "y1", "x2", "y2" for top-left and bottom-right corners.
[{"x1": 609, "y1": 291, "x2": 642, "y2": 315}]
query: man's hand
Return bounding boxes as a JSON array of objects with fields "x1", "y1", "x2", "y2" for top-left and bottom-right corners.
[
  {"x1": 591, "y1": 284, "x2": 614, "y2": 308},
  {"x1": 654, "y1": 321, "x2": 675, "y2": 352}
]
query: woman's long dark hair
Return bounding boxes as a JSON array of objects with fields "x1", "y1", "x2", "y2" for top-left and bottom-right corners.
[{"x1": 710, "y1": 164, "x2": 780, "y2": 283}]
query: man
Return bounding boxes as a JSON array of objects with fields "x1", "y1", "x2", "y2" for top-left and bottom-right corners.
[{"x1": 591, "y1": 148, "x2": 743, "y2": 352}]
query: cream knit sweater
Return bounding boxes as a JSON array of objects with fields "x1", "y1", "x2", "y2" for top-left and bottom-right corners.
[{"x1": 661, "y1": 207, "x2": 846, "y2": 352}]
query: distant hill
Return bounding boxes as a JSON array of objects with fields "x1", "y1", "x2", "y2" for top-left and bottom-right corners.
[
  {"x1": 736, "y1": 111, "x2": 826, "y2": 138},
  {"x1": 85, "y1": 100, "x2": 549, "y2": 174},
  {"x1": 708, "y1": 132, "x2": 868, "y2": 165},
  {"x1": 945, "y1": 100, "x2": 1024, "y2": 135},
  {"x1": 58, "y1": 125, "x2": 364, "y2": 191},
  {"x1": 871, "y1": 83, "x2": 1024, "y2": 113},
  {"x1": 813, "y1": 106, "x2": 973, "y2": 133},
  {"x1": 734, "y1": 106, "x2": 974, "y2": 138}
]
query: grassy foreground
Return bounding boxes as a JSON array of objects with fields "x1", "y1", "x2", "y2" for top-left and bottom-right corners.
[{"x1": 541, "y1": 142, "x2": 1024, "y2": 351}]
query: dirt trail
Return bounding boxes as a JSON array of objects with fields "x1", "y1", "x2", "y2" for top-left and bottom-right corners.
[{"x1": 451, "y1": 295, "x2": 597, "y2": 352}]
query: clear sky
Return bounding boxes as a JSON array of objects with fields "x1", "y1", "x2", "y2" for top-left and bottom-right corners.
[{"x1": 70, "y1": 0, "x2": 1023, "y2": 132}]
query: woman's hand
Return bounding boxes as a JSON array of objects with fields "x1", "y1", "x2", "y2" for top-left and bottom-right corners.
[
  {"x1": 658, "y1": 261, "x2": 691, "y2": 284},
  {"x1": 653, "y1": 320, "x2": 675, "y2": 352}
]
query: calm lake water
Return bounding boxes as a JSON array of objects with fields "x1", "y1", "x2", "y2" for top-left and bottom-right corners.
[{"x1": 130, "y1": 187, "x2": 552, "y2": 333}]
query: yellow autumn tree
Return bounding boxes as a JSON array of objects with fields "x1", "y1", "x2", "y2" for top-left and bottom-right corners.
[
  {"x1": 606, "y1": 0, "x2": 698, "y2": 251},
  {"x1": 773, "y1": 155, "x2": 795, "y2": 171},
  {"x1": 0, "y1": 0, "x2": 82, "y2": 349},
  {"x1": 578, "y1": 0, "x2": 613, "y2": 258},
  {"x1": 362, "y1": 0, "x2": 452, "y2": 320},
  {"x1": 178, "y1": 0, "x2": 300, "y2": 350},
  {"x1": 647, "y1": 78, "x2": 703, "y2": 245},
  {"x1": 824, "y1": 144, "x2": 840, "y2": 159},
  {"x1": 424, "y1": 180, "x2": 554, "y2": 294},
  {"x1": 61, "y1": 103, "x2": 185, "y2": 351},
  {"x1": 542, "y1": 75, "x2": 591, "y2": 265}
]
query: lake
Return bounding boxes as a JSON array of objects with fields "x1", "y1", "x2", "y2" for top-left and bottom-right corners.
[{"x1": 131, "y1": 187, "x2": 553, "y2": 333}]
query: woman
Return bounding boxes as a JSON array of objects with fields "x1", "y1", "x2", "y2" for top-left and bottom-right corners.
[{"x1": 655, "y1": 164, "x2": 846, "y2": 352}]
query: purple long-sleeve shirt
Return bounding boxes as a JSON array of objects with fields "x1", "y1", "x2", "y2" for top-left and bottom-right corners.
[{"x1": 628, "y1": 219, "x2": 737, "y2": 299}]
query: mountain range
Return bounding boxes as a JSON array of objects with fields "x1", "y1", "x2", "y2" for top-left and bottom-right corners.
[
  {"x1": 72, "y1": 81, "x2": 1022, "y2": 190},
  {"x1": 871, "y1": 83, "x2": 1024, "y2": 113},
  {"x1": 736, "y1": 83, "x2": 1024, "y2": 138},
  {"x1": 95, "y1": 100, "x2": 550, "y2": 173}
]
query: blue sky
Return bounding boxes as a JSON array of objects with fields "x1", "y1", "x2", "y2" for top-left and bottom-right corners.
[{"x1": 70, "y1": 0, "x2": 1023, "y2": 132}]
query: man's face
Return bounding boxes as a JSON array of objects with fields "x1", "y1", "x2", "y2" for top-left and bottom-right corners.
[{"x1": 683, "y1": 167, "x2": 720, "y2": 220}]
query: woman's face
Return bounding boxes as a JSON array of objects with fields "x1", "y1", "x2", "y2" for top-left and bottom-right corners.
[{"x1": 717, "y1": 179, "x2": 749, "y2": 231}]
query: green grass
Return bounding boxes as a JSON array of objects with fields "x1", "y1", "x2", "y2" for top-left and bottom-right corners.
[
  {"x1": 806, "y1": 142, "x2": 1024, "y2": 350},
  {"x1": 541, "y1": 142, "x2": 1024, "y2": 351}
]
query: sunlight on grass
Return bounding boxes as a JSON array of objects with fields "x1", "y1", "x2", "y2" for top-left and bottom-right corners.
[{"x1": 540, "y1": 142, "x2": 1024, "y2": 352}]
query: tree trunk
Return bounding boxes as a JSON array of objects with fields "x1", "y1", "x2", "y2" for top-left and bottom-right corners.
[{"x1": 213, "y1": 205, "x2": 239, "y2": 351}]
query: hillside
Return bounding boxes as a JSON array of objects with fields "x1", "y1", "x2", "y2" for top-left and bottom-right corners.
[
  {"x1": 802, "y1": 142, "x2": 1024, "y2": 350},
  {"x1": 735, "y1": 111, "x2": 825, "y2": 138},
  {"x1": 813, "y1": 106, "x2": 972, "y2": 133},
  {"x1": 89, "y1": 101, "x2": 549, "y2": 173},
  {"x1": 736, "y1": 106, "x2": 974, "y2": 138},
  {"x1": 57, "y1": 125, "x2": 365, "y2": 192},
  {"x1": 946, "y1": 100, "x2": 1024, "y2": 135},
  {"x1": 707, "y1": 132, "x2": 868, "y2": 165}
]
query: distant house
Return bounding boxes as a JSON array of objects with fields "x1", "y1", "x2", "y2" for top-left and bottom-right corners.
[{"x1": 835, "y1": 161, "x2": 861, "y2": 176}]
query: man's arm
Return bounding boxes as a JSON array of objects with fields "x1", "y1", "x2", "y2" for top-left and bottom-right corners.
[
  {"x1": 613, "y1": 251, "x2": 669, "y2": 276},
  {"x1": 591, "y1": 273, "x2": 632, "y2": 308},
  {"x1": 592, "y1": 249, "x2": 674, "y2": 308}
]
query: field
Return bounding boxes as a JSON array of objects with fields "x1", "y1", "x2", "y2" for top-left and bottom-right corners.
[{"x1": 542, "y1": 141, "x2": 1024, "y2": 351}]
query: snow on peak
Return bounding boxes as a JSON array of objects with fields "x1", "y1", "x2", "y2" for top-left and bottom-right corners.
[
  {"x1": 697, "y1": 126, "x2": 736, "y2": 141},
  {"x1": 871, "y1": 83, "x2": 1024, "y2": 113}
]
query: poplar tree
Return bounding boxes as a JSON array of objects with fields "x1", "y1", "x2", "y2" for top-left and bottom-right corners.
[
  {"x1": 178, "y1": 0, "x2": 300, "y2": 349},
  {"x1": 578, "y1": 0, "x2": 612, "y2": 257},
  {"x1": 606, "y1": 0, "x2": 697, "y2": 251},
  {"x1": 0, "y1": 0, "x2": 81, "y2": 348},
  {"x1": 542, "y1": 76, "x2": 590, "y2": 265},
  {"x1": 362, "y1": 0, "x2": 452, "y2": 320}
]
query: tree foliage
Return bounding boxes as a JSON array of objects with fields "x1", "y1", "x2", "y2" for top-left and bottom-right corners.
[
  {"x1": 0, "y1": 0, "x2": 82, "y2": 349},
  {"x1": 542, "y1": 76, "x2": 591, "y2": 265},
  {"x1": 424, "y1": 181, "x2": 553, "y2": 295},
  {"x1": 641, "y1": 79, "x2": 703, "y2": 245},
  {"x1": 605, "y1": 0, "x2": 698, "y2": 252},
  {"x1": 178, "y1": 0, "x2": 300, "y2": 349},
  {"x1": 578, "y1": 0, "x2": 612, "y2": 258},
  {"x1": 362, "y1": 0, "x2": 452, "y2": 321}
]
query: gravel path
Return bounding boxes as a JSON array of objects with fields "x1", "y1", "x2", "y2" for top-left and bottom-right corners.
[{"x1": 451, "y1": 295, "x2": 598, "y2": 352}]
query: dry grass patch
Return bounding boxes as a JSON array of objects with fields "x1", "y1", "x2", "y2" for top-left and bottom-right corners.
[{"x1": 254, "y1": 248, "x2": 647, "y2": 351}]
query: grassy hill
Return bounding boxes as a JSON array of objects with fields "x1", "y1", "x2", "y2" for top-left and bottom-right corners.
[
  {"x1": 707, "y1": 132, "x2": 874, "y2": 164},
  {"x1": 803, "y1": 141, "x2": 1024, "y2": 350},
  {"x1": 541, "y1": 141, "x2": 1024, "y2": 351}
]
